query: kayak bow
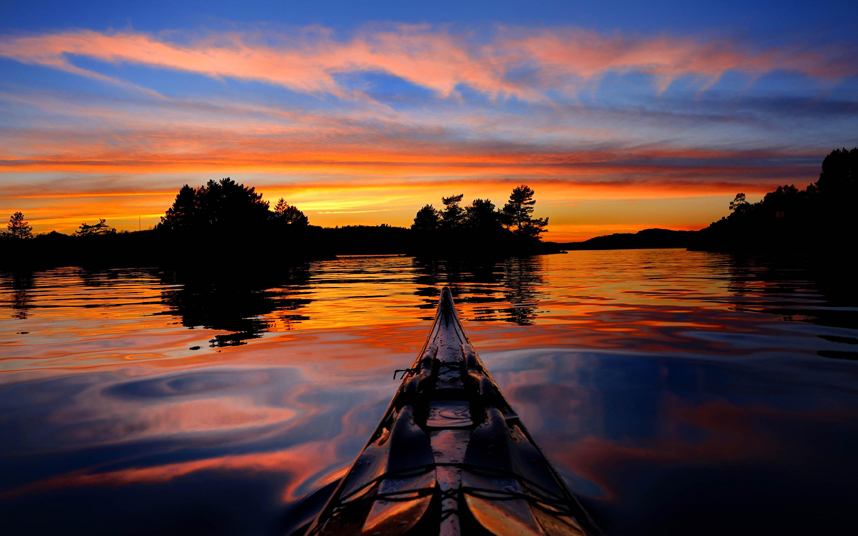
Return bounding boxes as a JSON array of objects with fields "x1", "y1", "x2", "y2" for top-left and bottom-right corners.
[{"x1": 305, "y1": 288, "x2": 598, "y2": 536}]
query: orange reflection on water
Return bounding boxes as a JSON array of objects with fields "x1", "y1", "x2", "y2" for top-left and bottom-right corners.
[
  {"x1": 1, "y1": 250, "x2": 856, "y2": 534},
  {"x1": 1, "y1": 251, "x2": 762, "y2": 373}
]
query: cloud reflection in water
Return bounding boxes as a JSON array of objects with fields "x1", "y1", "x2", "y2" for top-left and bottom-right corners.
[{"x1": 0, "y1": 250, "x2": 857, "y2": 535}]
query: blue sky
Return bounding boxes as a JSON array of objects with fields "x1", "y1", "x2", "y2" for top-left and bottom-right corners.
[
  {"x1": 0, "y1": 0, "x2": 856, "y2": 239},
  {"x1": 5, "y1": 0, "x2": 857, "y2": 37}
]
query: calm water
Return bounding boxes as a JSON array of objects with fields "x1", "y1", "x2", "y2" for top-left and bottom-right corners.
[{"x1": 1, "y1": 250, "x2": 856, "y2": 535}]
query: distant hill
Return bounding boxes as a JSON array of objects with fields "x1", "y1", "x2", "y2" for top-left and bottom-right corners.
[{"x1": 558, "y1": 228, "x2": 699, "y2": 251}]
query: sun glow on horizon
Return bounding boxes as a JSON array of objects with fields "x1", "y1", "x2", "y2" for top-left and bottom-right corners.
[{"x1": 0, "y1": 14, "x2": 854, "y2": 241}]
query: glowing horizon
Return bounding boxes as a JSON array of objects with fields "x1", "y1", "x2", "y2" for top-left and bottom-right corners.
[{"x1": 1, "y1": 4, "x2": 856, "y2": 242}]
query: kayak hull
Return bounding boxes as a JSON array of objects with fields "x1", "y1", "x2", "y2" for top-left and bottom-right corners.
[{"x1": 304, "y1": 288, "x2": 598, "y2": 536}]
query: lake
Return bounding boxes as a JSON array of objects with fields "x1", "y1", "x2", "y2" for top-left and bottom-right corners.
[{"x1": 1, "y1": 249, "x2": 856, "y2": 535}]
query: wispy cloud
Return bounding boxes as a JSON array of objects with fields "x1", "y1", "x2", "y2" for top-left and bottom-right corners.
[
  {"x1": 1, "y1": 25, "x2": 854, "y2": 100},
  {"x1": 0, "y1": 23, "x2": 854, "y2": 240}
]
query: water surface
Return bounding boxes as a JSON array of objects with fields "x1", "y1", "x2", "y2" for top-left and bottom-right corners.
[{"x1": 1, "y1": 250, "x2": 856, "y2": 535}]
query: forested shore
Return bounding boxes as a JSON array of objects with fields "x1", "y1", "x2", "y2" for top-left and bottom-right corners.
[
  {"x1": 0, "y1": 181, "x2": 559, "y2": 270},
  {"x1": 561, "y1": 147, "x2": 857, "y2": 253},
  {"x1": 2, "y1": 147, "x2": 854, "y2": 270}
]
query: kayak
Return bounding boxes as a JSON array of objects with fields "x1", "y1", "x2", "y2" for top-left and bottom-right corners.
[{"x1": 304, "y1": 288, "x2": 599, "y2": 536}]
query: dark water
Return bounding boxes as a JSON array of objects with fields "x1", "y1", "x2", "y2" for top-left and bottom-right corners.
[{"x1": 0, "y1": 250, "x2": 856, "y2": 535}]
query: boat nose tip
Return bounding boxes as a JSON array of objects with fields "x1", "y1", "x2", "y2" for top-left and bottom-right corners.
[{"x1": 440, "y1": 287, "x2": 454, "y2": 308}]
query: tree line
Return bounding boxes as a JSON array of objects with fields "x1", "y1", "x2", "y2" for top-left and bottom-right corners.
[
  {"x1": 2, "y1": 178, "x2": 308, "y2": 241},
  {"x1": 5, "y1": 144, "x2": 853, "y2": 256},
  {"x1": 411, "y1": 185, "x2": 548, "y2": 241},
  {"x1": 0, "y1": 178, "x2": 319, "y2": 270},
  {"x1": 700, "y1": 146, "x2": 857, "y2": 250},
  {"x1": 2, "y1": 213, "x2": 116, "y2": 240},
  {"x1": 158, "y1": 178, "x2": 308, "y2": 231},
  {"x1": 3, "y1": 180, "x2": 547, "y2": 242},
  {"x1": 1, "y1": 178, "x2": 557, "y2": 268}
]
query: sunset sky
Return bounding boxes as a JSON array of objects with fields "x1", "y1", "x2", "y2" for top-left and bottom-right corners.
[{"x1": 1, "y1": 1, "x2": 856, "y2": 241}]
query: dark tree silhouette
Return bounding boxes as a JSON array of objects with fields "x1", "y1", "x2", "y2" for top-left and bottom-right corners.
[
  {"x1": 464, "y1": 198, "x2": 501, "y2": 231},
  {"x1": 159, "y1": 178, "x2": 271, "y2": 231},
  {"x1": 441, "y1": 194, "x2": 465, "y2": 230},
  {"x1": 501, "y1": 185, "x2": 548, "y2": 240},
  {"x1": 201, "y1": 178, "x2": 269, "y2": 228},
  {"x1": 273, "y1": 198, "x2": 309, "y2": 226},
  {"x1": 729, "y1": 193, "x2": 748, "y2": 213},
  {"x1": 0, "y1": 178, "x2": 564, "y2": 271},
  {"x1": 718, "y1": 184, "x2": 808, "y2": 229},
  {"x1": 518, "y1": 219, "x2": 549, "y2": 240},
  {"x1": 817, "y1": 147, "x2": 858, "y2": 199},
  {"x1": 4, "y1": 212, "x2": 33, "y2": 240},
  {"x1": 160, "y1": 185, "x2": 198, "y2": 230},
  {"x1": 406, "y1": 187, "x2": 555, "y2": 254},
  {"x1": 815, "y1": 147, "x2": 858, "y2": 234},
  {"x1": 412, "y1": 204, "x2": 441, "y2": 231},
  {"x1": 698, "y1": 146, "x2": 858, "y2": 251},
  {"x1": 75, "y1": 219, "x2": 115, "y2": 236}
]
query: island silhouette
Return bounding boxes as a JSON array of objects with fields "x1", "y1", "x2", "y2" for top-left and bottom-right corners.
[
  {"x1": 1, "y1": 147, "x2": 855, "y2": 270},
  {"x1": 0, "y1": 181, "x2": 558, "y2": 270}
]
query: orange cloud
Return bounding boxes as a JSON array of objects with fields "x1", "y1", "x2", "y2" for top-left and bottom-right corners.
[
  {"x1": 0, "y1": 26, "x2": 852, "y2": 100},
  {"x1": 1, "y1": 25, "x2": 842, "y2": 240},
  {"x1": 506, "y1": 28, "x2": 851, "y2": 92}
]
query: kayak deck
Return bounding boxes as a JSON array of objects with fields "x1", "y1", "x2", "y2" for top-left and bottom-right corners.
[{"x1": 305, "y1": 288, "x2": 598, "y2": 536}]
